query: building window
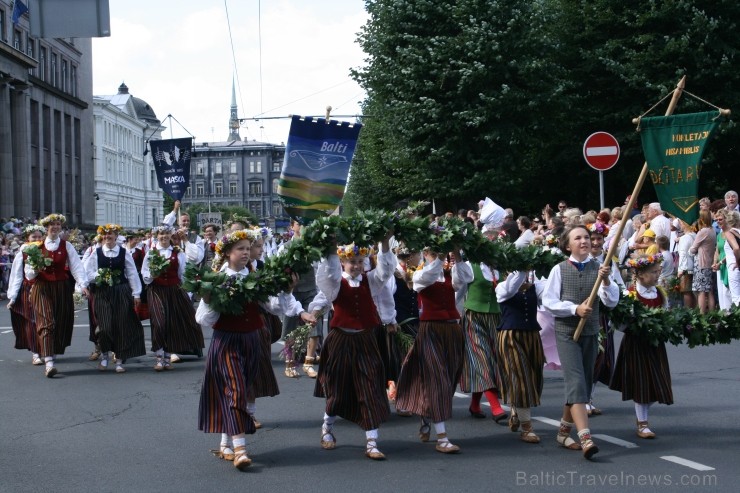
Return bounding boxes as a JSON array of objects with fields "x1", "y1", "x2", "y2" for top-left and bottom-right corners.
[
  {"x1": 214, "y1": 161, "x2": 222, "y2": 174},
  {"x1": 272, "y1": 178, "x2": 279, "y2": 194},
  {"x1": 249, "y1": 203, "x2": 262, "y2": 218},
  {"x1": 13, "y1": 28, "x2": 21, "y2": 50},
  {"x1": 256, "y1": 161, "x2": 262, "y2": 173},
  {"x1": 196, "y1": 161, "x2": 205, "y2": 175},
  {"x1": 196, "y1": 183, "x2": 204, "y2": 195},
  {"x1": 61, "y1": 60, "x2": 67, "y2": 92},
  {"x1": 273, "y1": 161, "x2": 281, "y2": 172},
  {"x1": 39, "y1": 47, "x2": 46, "y2": 80},
  {"x1": 0, "y1": 11, "x2": 5, "y2": 43},
  {"x1": 214, "y1": 182, "x2": 223, "y2": 195},
  {"x1": 70, "y1": 65, "x2": 77, "y2": 97},
  {"x1": 230, "y1": 161, "x2": 237, "y2": 174},
  {"x1": 272, "y1": 202, "x2": 283, "y2": 217},
  {"x1": 229, "y1": 182, "x2": 237, "y2": 194},
  {"x1": 249, "y1": 161, "x2": 254, "y2": 173},
  {"x1": 248, "y1": 182, "x2": 262, "y2": 196},
  {"x1": 51, "y1": 53, "x2": 57, "y2": 87},
  {"x1": 26, "y1": 35, "x2": 34, "y2": 58}
]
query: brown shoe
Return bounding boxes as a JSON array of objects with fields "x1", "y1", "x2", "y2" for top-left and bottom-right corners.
[
  {"x1": 320, "y1": 426, "x2": 336, "y2": 450},
  {"x1": 233, "y1": 446, "x2": 252, "y2": 470},
  {"x1": 365, "y1": 440, "x2": 386, "y2": 460},
  {"x1": 435, "y1": 433, "x2": 460, "y2": 454},
  {"x1": 580, "y1": 434, "x2": 599, "y2": 460},
  {"x1": 519, "y1": 422, "x2": 540, "y2": 443},
  {"x1": 637, "y1": 420, "x2": 656, "y2": 439},
  {"x1": 303, "y1": 357, "x2": 318, "y2": 378},
  {"x1": 44, "y1": 367, "x2": 58, "y2": 378}
]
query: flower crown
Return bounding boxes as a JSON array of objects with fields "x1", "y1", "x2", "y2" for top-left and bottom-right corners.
[
  {"x1": 215, "y1": 229, "x2": 251, "y2": 255},
  {"x1": 23, "y1": 224, "x2": 47, "y2": 236},
  {"x1": 97, "y1": 223, "x2": 122, "y2": 235},
  {"x1": 39, "y1": 213, "x2": 66, "y2": 226},
  {"x1": 151, "y1": 225, "x2": 176, "y2": 235},
  {"x1": 586, "y1": 222, "x2": 610, "y2": 236},
  {"x1": 337, "y1": 242, "x2": 374, "y2": 260},
  {"x1": 245, "y1": 226, "x2": 273, "y2": 242},
  {"x1": 626, "y1": 252, "x2": 663, "y2": 270},
  {"x1": 395, "y1": 243, "x2": 417, "y2": 256}
]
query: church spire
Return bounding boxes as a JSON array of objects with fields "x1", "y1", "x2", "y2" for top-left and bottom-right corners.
[{"x1": 227, "y1": 77, "x2": 241, "y2": 141}]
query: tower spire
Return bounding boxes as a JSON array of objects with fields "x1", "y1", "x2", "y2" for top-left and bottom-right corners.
[{"x1": 227, "y1": 76, "x2": 241, "y2": 141}]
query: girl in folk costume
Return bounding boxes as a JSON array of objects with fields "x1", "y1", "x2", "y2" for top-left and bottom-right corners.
[
  {"x1": 456, "y1": 257, "x2": 508, "y2": 423},
  {"x1": 82, "y1": 234, "x2": 103, "y2": 361},
  {"x1": 6, "y1": 224, "x2": 46, "y2": 365},
  {"x1": 314, "y1": 236, "x2": 396, "y2": 460},
  {"x1": 495, "y1": 270, "x2": 546, "y2": 443},
  {"x1": 84, "y1": 224, "x2": 146, "y2": 373},
  {"x1": 141, "y1": 225, "x2": 205, "y2": 371},
  {"x1": 542, "y1": 225, "x2": 618, "y2": 459},
  {"x1": 24, "y1": 214, "x2": 91, "y2": 377},
  {"x1": 197, "y1": 230, "x2": 307, "y2": 469},
  {"x1": 610, "y1": 254, "x2": 673, "y2": 438},
  {"x1": 395, "y1": 246, "x2": 467, "y2": 454}
]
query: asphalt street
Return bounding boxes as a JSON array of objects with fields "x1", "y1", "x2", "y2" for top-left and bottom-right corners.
[{"x1": 1, "y1": 305, "x2": 738, "y2": 493}]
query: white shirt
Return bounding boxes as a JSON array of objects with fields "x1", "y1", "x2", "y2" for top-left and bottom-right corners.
[
  {"x1": 514, "y1": 229, "x2": 534, "y2": 248},
  {"x1": 542, "y1": 257, "x2": 619, "y2": 317},
  {"x1": 677, "y1": 232, "x2": 695, "y2": 274},
  {"x1": 6, "y1": 243, "x2": 30, "y2": 302},
  {"x1": 195, "y1": 266, "x2": 303, "y2": 328},
  {"x1": 24, "y1": 236, "x2": 88, "y2": 288},
  {"x1": 84, "y1": 244, "x2": 142, "y2": 297},
  {"x1": 649, "y1": 214, "x2": 671, "y2": 240},
  {"x1": 163, "y1": 210, "x2": 205, "y2": 265},
  {"x1": 141, "y1": 245, "x2": 187, "y2": 285},
  {"x1": 316, "y1": 248, "x2": 396, "y2": 303},
  {"x1": 495, "y1": 271, "x2": 546, "y2": 304}
]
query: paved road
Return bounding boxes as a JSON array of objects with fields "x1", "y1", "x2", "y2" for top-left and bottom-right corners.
[{"x1": 1, "y1": 305, "x2": 738, "y2": 492}]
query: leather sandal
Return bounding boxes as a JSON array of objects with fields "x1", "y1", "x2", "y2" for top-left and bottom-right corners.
[
  {"x1": 320, "y1": 426, "x2": 336, "y2": 450},
  {"x1": 419, "y1": 419, "x2": 431, "y2": 442},
  {"x1": 435, "y1": 433, "x2": 460, "y2": 454},
  {"x1": 580, "y1": 434, "x2": 599, "y2": 460},
  {"x1": 211, "y1": 446, "x2": 235, "y2": 461},
  {"x1": 233, "y1": 446, "x2": 252, "y2": 470},
  {"x1": 508, "y1": 415, "x2": 520, "y2": 432},
  {"x1": 97, "y1": 360, "x2": 109, "y2": 371},
  {"x1": 557, "y1": 422, "x2": 581, "y2": 450},
  {"x1": 153, "y1": 358, "x2": 164, "y2": 372},
  {"x1": 88, "y1": 349, "x2": 101, "y2": 361},
  {"x1": 284, "y1": 362, "x2": 300, "y2": 378},
  {"x1": 44, "y1": 367, "x2": 57, "y2": 378},
  {"x1": 32, "y1": 356, "x2": 44, "y2": 366},
  {"x1": 637, "y1": 420, "x2": 656, "y2": 439},
  {"x1": 303, "y1": 357, "x2": 318, "y2": 378},
  {"x1": 519, "y1": 423, "x2": 540, "y2": 443},
  {"x1": 365, "y1": 439, "x2": 386, "y2": 460},
  {"x1": 252, "y1": 416, "x2": 262, "y2": 429}
]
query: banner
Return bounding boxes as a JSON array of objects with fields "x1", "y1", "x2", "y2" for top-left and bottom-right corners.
[
  {"x1": 278, "y1": 115, "x2": 362, "y2": 221},
  {"x1": 198, "y1": 212, "x2": 222, "y2": 228},
  {"x1": 149, "y1": 137, "x2": 193, "y2": 201},
  {"x1": 639, "y1": 111, "x2": 722, "y2": 224}
]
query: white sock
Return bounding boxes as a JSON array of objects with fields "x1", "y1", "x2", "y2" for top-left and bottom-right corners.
[
  {"x1": 44, "y1": 356, "x2": 54, "y2": 368},
  {"x1": 155, "y1": 349, "x2": 164, "y2": 357},
  {"x1": 232, "y1": 436, "x2": 246, "y2": 448},
  {"x1": 247, "y1": 401, "x2": 256, "y2": 415},
  {"x1": 577, "y1": 428, "x2": 592, "y2": 440},
  {"x1": 365, "y1": 429, "x2": 378, "y2": 440},
  {"x1": 634, "y1": 402, "x2": 652, "y2": 422},
  {"x1": 433, "y1": 421, "x2": 446, "y2": 437},
  {"x1": 33, "y1": 353, "x2": 40, "y2": 359},
  {"x1": 220, "y1": 433, "x2": 229, "y2": 447},
  {"x1": 323, "y1": 413, "x2": 336, "y2": 429},
  {"x1": 115, "y1": 359, "x2": 123, "y2": 366}
]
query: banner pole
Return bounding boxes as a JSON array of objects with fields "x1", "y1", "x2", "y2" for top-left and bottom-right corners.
[{"x1": 573, "y1": 75, "x2": 686, "y2": 341}]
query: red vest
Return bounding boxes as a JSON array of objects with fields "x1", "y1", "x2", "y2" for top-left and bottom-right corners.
[
  {"x1": 38, "y1": 239, "x2": 69, "y2": 282},
  {"x1": 153, "y1": 249, "x2": 180, "y2": 286},
  {"x1": 418, "y1": 272, "x2": 460, "y2": 321},
  {"x1": 330, "y1": 276, "x2": 381, "y2": 331},
  {"x1": 213, "y1": 301, "x2": 265, "y2": 333}
]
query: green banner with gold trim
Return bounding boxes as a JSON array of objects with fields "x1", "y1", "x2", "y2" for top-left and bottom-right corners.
[{"x1": 639, "y1": 111, "x2": 722, "y2": 224}]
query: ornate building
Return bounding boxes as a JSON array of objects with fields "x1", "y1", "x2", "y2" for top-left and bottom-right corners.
[
  {"x1": 0, "y1": 0, "x2": 94, "y2": 224},
  {"x1": 185, "y1": 80, "x2": 289, "y2": 229},
  {"x1": 92, "y1": 83, "x2": 164, "y2": 228}
]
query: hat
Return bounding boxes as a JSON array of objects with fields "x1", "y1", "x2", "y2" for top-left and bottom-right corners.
[
  {"x1": 641, "y1": 229, "x2": 656, "y2": 239},
  {"x1": 672, "y1": 218, "x2": 680, "y2": 229}
]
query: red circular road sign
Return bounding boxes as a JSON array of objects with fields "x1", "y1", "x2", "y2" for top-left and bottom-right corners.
[{"x1": 583, "y1": 132, "x2": 620, "y2": 171}]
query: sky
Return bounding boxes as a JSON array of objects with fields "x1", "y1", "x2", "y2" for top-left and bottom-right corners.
[{"x1": 93, "y1": 0, "x2": 369, "y2": 146}]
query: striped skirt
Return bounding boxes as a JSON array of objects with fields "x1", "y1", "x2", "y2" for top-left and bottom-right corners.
[
  {"x1": 87, "y1": 292, "x2": 98, "y2": 343},
  {"x1": 593, "y1": 315, "x2": 615, "y2": 386},
  {"x1": 249, "y1": 314, "x2": 280, "y2": 399},
  {"x1": 198, "y1": 330, "x2": 260, "y2": 435},
  {"x1": 92, "y1": 283, "x2": 146, "y2": 360},
  {"x1": 395, "y1": 320, "x2": 464, "y2": 423},
  {"x1": 314, "y1": 328, "x2": 389, "y2": 431},
  {"x1": 609, "y1": 333, "x2": 673, "y2": 405},
  {"x1": 30, "y1": 279, "x2": 75, "y2": 357},
  {"x1": 495, "y1": 330, "x2": 544, "y2": 408},
  {"x1": 375, "y1": 324, "x2": 405, "y2": 382},
  {"x1": 11, "y1": 281, "x2": 37, "y2": 352},
  {"x1": 459, "y1": 310, "x2": 501, "y2": 393},
  {"x1": 147, "y1": 284, "x2": 205, "y2": 354}
]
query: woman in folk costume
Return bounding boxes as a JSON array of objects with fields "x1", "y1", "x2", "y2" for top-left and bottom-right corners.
[
  {"x1": 542, "y1": 225, "x2": 618, "y2": 460},
  {"x1": 82, "y1": 234, "x2": 103, "y2": 361},
  {"x1": 24, "y1": 214, "x2": 90, "y2": 377},
  {"x1": 84, "y1": 224, "x2": 146, "y2": 373},
  {"x1": 495, "y1": 270, "x2": 546, "y2": 443},
  {"x1": 141, "y1": 225, "x2": 205, "y2": 371},
  {"x1": 395, "y1": 246, "x2": 467, "y2": 454},
  {"x1": 314, "y1": 235, "x2": 396, "y2": 460},
  {"x1": 6, "y1": 224, "x2": 46, "y2": 365},
  {"x1": 197, "y1": 230, "x2": 307, "y2": 469},
  {"x1": 610, "y1": 254, "x2": 673, "y2": 438}
]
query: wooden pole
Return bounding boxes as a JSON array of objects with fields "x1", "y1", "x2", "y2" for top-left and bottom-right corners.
[{"x1": 573, "y1": 75, "x2": 686, "y2": 341}]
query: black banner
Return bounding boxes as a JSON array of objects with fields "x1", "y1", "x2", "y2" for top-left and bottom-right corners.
[{"x1": 149, "y1": 138, "x2": 192, "y2": 200}]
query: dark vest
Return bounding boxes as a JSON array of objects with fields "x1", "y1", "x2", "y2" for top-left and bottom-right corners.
[
  {"x1": 498, "y1": 285, "x2": 541, "y2": 331},
  {"x1": 553, "y1": 260, "x2": 600, "y2": 336},
  {"x1": 331, "y1": 276, "x2": 381, "y2": 330},
  {"x1": 95, "y1": 247, "x2": 128, "y2": 285},
  {"x1": 393, "y1": 271, "x2": 419, "y2": 323},
  {"x1": 38, "y1": 239, "x2": 69, "y2": 282},
  {"x1": 418, "y1": 272, "x2": 460, "y2": 321}
]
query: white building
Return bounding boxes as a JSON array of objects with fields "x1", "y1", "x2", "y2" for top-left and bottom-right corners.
[{"x1": 92, "y1": 83, "x2": 164, "y2": 228}]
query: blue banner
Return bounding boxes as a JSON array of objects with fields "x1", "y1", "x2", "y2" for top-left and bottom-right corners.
[
  {"x1": 150, "y1": 137, "x2": 192, "y2": 201},
  {"x1": 278, "y1": 116, "x2": 362, "y2": 221}
]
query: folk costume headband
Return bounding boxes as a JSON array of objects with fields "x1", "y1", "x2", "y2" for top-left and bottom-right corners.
[
  {"x1": 39, "y1": 213, "x2": 66, "y2": 226},
  {"x1": 97, "y1": 223, "x2": 123, "y2": 235},
  {"x1": 626, "y1": 253, "x2": 663, "y2": 270},
  {"x1": 337, "y1": 242, "x2": 374, "y2": 260}
]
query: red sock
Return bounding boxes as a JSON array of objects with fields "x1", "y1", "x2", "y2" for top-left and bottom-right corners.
[
  {"x1": 484, "y1": 389, "x2": 505, "y2": 416},
  {"x1": 470, "y1": 392, "x2": 483, "y2": 413}
]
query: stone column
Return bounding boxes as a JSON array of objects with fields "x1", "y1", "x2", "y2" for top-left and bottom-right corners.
[
  {"x1": 0, "y1": 83, "x2": 14, "y2": 216},
  {"x1": 11, "y1": 87, "x2": 31, "y2": 217}
]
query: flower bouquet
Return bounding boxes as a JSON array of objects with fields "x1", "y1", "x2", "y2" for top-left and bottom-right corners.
[
  {"x1": 95, "y1": 267, "x2": 122, "y2": 287},
  {"x1": 279, "y1": 324, "x2": 312, "y2": 363},
  {"x1": 148, "y1": 248, "x2": 173, "y2": 278},
  {"x1": 24, "y1": 242, "x2": 52, "y2": 272}
]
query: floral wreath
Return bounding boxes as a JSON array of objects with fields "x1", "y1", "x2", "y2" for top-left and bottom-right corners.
[
  {"x1": 626, "y1": 252, "x2": 663, "y2": 270},
  {"x1": 151, "y1": 225, "x2": 176, "y2": 235},
  {"x1": 23, "y1": 224, "x2": 47, "y2": 237},
  {"x1": 215, "y1": 229, "x2": 251, "y2": 255},
  {"x1": 586, "y1": 222, "x2": 610, "y2": 236},
  {"x1": 97, "y1": 223, "x2": 123, "y2": 235},
  {"x1": 39, "y1": 213, "x2": 66, "y2": 226},
  {"x1": 337, "y1": 242, "x2": 374, "y2": 260},
  {"x1": 395, "y1": 243, "x2": 417, "y2": 256},
  {"x1": 245, "y1": 226, "x2": 272, "y2": 242}
]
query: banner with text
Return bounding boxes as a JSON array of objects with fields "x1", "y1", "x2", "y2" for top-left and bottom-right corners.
[
  {"x1": 150, "y1": 137, "x2": 193, "y2": 201},
  {"x1": 640, "y1": 111, "x2": 722, "y2": 224},
  {"x1": 278, "y1": 115, "x2": 362, "y2": 222}
]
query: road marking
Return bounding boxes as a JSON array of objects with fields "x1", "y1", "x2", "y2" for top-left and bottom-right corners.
[
  {"x1": 1, "y1": 330, "x2": 12, "y2": 334},
  {"x1": 532, "y1": 416, "x2": 561, "y2": 427},
  {"x1": 592, "y1": 434, "x2": 639, "y2": 449},
  {"x1": 661, "y1": 456, "x2": 715, "y2": 471}
]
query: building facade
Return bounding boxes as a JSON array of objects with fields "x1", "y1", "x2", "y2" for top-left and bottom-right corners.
[
  {"x1": 0, "y1": 0, "x2": 94, "y2": 225},
  {"x1": 93, "y1": 83, "x2": 164, "y2": 228}
]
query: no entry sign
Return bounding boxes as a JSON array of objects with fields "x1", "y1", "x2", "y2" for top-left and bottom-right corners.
[{"x1": 583, "y1": 132, "x2": 620, "y2": 171}]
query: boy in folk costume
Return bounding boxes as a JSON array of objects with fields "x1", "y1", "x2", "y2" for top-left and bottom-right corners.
[
  {"x1": 314, "y1": 234, "x2": 396, "y2": 460},
  {"x1": 610, "y1": 253, "x2": 673, "y2": 439}
]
